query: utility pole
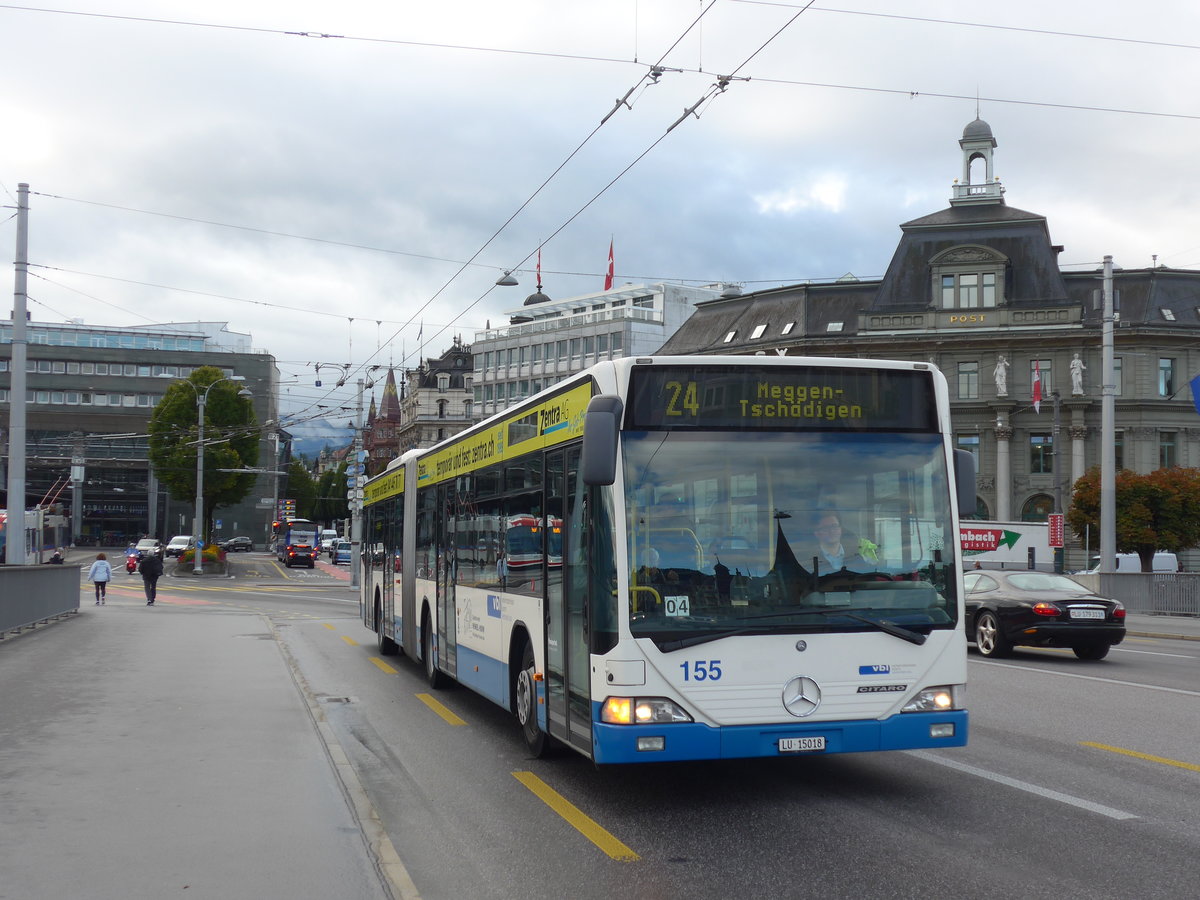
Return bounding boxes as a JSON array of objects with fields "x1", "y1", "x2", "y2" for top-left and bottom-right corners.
[
  {"x1": 1052, "y1": 390, "x2": 1063, "y2": 573},
  {"x1": 5, "y1": 184, "x2": 29, "y2": 565},
  {"x1": 350, "y1": 379, "x2": 364, "y2": 589},
  {"x1": 1100, "y1": 256, "x2": 1116, "y2": 574}
]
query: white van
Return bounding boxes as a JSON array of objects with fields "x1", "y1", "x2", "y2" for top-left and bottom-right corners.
[
  {"x1": 1083, "y1": 552, "x2": 1178, "y2": 574},
  {"x1": 318, "y1": 529, "x2": 339, "y2": 554}
]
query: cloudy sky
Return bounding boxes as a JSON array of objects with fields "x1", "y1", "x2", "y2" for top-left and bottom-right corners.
[{"x1": 4, "y1": 0, "x2": 1199, "y2": 437}]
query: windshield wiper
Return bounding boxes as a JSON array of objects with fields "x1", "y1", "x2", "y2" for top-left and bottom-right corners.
[
  {"x1": 656, "y1": 627, "x2": 767, "y2": 652},
  {"x1": 807, "y1": 608, "x2": 927, "y2": 645}
]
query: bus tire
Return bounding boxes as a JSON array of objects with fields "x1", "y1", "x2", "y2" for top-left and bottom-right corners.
[
  {"x1": 515, "y1": 640, "x2": 547, "y2": 757},
  {"x1": 376, "y1": 596, "x2": 398, "y2": 656},
  {"x1": 422, "y1": 611, "x2": 446, "y2": 689}
]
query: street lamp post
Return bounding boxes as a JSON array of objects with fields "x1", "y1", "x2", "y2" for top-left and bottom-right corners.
[{"x1": 179, "y1": 376, "x2": 251, "y2": 574}]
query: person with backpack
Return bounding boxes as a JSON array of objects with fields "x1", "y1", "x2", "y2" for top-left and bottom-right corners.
[
  {"x1": 86, "y1": 553, "x2": 113, "y2": 604},
  {"x1": 139, "y1": 548, "x2": 164, "y2": 605}
]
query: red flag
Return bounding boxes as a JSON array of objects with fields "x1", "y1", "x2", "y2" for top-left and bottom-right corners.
[
  {"x1": 536, "y1": 247, "x2": 542, "y2": 290},
  {"x1": 1032, "y1": 361, "x2": 1042, "y2": 413},
  {"x1": 604, "y1": 239, "x2": 614, "y2": 291}
]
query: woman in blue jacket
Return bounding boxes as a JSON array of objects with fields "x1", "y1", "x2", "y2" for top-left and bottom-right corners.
[{"x1": 86, "y1": 553, "x2": 113, "y2": 604}]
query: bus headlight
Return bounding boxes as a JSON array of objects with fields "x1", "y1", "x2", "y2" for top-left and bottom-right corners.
[
  {"x1": 601, "y1": 696, "x2": 693, "y2": 725},
  {"x1": 901, "y1": 685, "x2": 962, "y2": 712}
]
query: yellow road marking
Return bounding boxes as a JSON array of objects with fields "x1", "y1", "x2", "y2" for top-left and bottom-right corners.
[
  {"x1": 416, "y1": 692, "x2": 467, "y2": 726},
  {"x1": 512, "y1": 771, "x2": 640, "y2": 861},
  {"x1": 1081, "y1": 741, "x2": 1200, "y2": 773},
  {"x1": 341, "y1": 635, "x2": 358, "y2": 646},
  {"x1": 324, "y1": 623, "x2": 337, "y2": 630},
  {"x1": 369, "y1": 657, "x2": 398, "y2": 674}
]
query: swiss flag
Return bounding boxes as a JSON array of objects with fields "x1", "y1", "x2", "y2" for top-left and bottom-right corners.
[
  {"x1": 604, "y1": 239, "x2": 614, "y2": 291},
  {"x1": 1032, "y1": 361, "x2": 1042, "y2": 413}
]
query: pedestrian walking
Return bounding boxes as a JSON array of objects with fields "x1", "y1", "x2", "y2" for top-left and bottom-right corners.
[
  {"x1": 86, "y1": 553, "x2": 113, "y2": 605},
  {"x1": 139, "y1": 549, "x2": 164, "y2": 605}
]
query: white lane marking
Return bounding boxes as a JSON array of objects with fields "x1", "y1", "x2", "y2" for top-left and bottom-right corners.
[
  {"x1": 906, "y1": 750, "x2": 1138, "y2": 820},
  {"x1": 1111, "y1": 647, "x2": 1198, "y2": 660},
  {"x1": 971, "y1": 659, "x2": 1200, "y2": 698}
]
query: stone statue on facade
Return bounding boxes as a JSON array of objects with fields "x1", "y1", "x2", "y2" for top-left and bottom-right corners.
[
  {"x1": 994, "y1": 355, "x2": 1009, "y2": 396},
  {"x1": 1070, "y1": 353, "x2": 1086, "y2": 395}
]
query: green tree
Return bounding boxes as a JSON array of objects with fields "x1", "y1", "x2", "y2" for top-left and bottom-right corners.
[
  {"x1": 313, "y1": 463, "x2": 349, "y2": 526},
  {"x1": 286, "y1": 460, "x2": 319, "y2": 520},
  {"x1": 1068, "y1": 465, "x2": 1200, "y2": 570},
  {"x1": 147, "y1": 366, "x2": 259, "y2": 538}
]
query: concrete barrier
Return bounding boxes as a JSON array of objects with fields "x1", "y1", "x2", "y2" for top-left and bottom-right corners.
[{"x1": 0, "y1": 564, "x2": 81, "y2": 638}]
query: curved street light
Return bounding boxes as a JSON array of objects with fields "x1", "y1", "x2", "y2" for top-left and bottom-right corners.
[{"x1": 173, "y1": 376, "x2": 252, "y2": 574}]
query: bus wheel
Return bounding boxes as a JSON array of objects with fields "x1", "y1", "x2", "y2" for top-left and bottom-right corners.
[
  {"x1": 515, "y1": 641, "x2": 547, "y2": 757},
  {"x1": 422, "y1": 613, "x2": 446, "y2": 689},
  {"x1": 376, "y1": 598, "x2": 398, "y2": 656}
]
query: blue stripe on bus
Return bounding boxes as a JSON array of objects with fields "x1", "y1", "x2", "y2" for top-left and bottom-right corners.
[
  {"x1": 542, "y1": 421, "x2": 568, "y2": 435},
  {"x1": 590, "y1": 710, "x2": 968, "y2": 765},
  {"x1": 454, "y1": 643, "x2": 510, "y2": 708}
]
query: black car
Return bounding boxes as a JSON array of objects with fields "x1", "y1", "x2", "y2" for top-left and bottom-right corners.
[
  {"x1": 963, "y1": 569, "x2": 1126, "y2": 660},
  {"x1": 221, "y1": 536, "x2": 254, "y2": 553}
]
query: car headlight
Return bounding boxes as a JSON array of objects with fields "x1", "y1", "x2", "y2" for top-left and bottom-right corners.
[
  {"x1": 601, "y1": 696, "x2": 694, "y2": 725},
  {"x1": 901, "y1": 685, "x2": 962, "y2": 712}
]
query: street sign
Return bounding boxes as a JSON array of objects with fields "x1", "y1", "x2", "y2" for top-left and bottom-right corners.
[{"x1": 1048, "y1": 513, "x2": 1065, "y2": 548}]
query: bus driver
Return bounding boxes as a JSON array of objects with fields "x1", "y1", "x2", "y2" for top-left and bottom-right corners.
[{"x1": 805, "y1": 511, "x2": 879, "y2": 575}]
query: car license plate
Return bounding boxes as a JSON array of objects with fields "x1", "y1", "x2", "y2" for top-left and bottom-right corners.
[
  {"x1": 779, "y1": 736, "x2": 826, "y2": 753},
  {"x1": 1069, "y1": 608, "x2": 1105, "y2": 619}
]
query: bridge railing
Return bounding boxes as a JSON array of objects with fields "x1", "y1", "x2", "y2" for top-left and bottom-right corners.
[{"x1": 0, "y1": 565, "x2": 81, "y2": 638}]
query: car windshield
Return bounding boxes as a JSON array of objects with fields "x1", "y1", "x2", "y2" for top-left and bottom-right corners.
[{"x1": 622, "y1": 431, "x2": 959, "y2": 649}]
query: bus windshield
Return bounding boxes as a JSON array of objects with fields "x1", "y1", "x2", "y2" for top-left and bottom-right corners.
[{"x1": 622, "y1": 430, "x2": 958, "y2": 649}]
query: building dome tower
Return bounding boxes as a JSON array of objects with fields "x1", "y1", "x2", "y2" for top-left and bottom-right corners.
[{"x1": 951, "y1": 116, "x2": 1004, "y2": 206}]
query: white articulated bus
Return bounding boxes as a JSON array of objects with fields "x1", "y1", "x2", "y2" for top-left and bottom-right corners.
[{"x1": 360, "y1": 356, "x2": 975, "y2": 763}]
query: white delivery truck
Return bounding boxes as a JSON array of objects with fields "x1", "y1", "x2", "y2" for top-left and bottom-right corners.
[
  {"x1": 1081, "y1": 552, "x2": 1178, "y2": 574},
  {"x1": 960, "y1": 520, "x2": 1053, "y2": 570}
]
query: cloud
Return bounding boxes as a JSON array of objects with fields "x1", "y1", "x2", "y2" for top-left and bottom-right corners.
[{"x1": 753, "y1": 174, "x2": 848, "y2": 216}]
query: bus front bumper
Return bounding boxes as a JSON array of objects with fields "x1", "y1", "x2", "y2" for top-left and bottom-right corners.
[{"x1": 591, "y1": 710, "x2": 967, "y2": 764}]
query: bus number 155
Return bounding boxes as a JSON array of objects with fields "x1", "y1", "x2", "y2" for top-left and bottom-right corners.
[
  {"x1": 665, "y1": 380, "x2": 699, "y2": 417},
  {"x1": 680, "y1": 660, "x2": 722, "y2": 681}
]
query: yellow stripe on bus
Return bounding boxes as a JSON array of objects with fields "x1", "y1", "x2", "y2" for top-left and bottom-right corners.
[{"x1": 512, "y1": 771, "x2": 640, "y2": 861}]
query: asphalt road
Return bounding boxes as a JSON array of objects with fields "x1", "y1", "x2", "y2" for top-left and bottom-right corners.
[{"x1": 2, "y1": 556, "x2": 1197, "y2": 899}]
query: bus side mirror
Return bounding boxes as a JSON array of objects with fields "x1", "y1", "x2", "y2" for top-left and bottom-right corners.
[
  {"x1": 953, "y1": 449, "x2": 976, "y2": 513},
  {"x1": 582, "y1": 395, "x2": 623, "y2": 486}
]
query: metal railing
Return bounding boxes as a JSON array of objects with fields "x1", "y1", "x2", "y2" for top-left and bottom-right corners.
[
  {"x1": 0, "y1": 565, "x2": 81, "y2": 638},
  {"x1": 1072, "y1": 572, "x2": 1200, "y2": 615}
]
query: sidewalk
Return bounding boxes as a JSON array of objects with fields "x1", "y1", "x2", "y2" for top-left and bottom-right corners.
[
  {"x1": 1125, "y1": 612, "x2": 1200, "y2": 641},
  {"x1": 0, "y1": 586, "x2": 399, "y2": 899}
]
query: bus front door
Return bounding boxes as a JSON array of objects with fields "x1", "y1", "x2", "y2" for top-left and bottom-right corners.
[{"x1": 545, "y1": 447, "x2": 592, "y2": 754}]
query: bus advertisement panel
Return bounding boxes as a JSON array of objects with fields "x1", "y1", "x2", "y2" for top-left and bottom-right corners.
[{"x1": 361, "y1": 357, "x2": 972, "y2": 764}]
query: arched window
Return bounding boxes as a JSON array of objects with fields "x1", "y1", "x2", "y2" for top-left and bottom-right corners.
[
  {"x1": 1020, "y1": 494, "x2": 1054, "y2": 522},
  {"x1": 930, "y1": 245, "x2": 1007, "y2": 309}
]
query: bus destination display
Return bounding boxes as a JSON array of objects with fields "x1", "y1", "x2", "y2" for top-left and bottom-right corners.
[{"x1": 626, "y1": 365, "x2": 937, "y2": 431}]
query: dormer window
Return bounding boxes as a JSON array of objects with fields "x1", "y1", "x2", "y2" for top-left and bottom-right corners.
[{"x1": 931, "y1": 245, "x2": 1007, "y2": 310}]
